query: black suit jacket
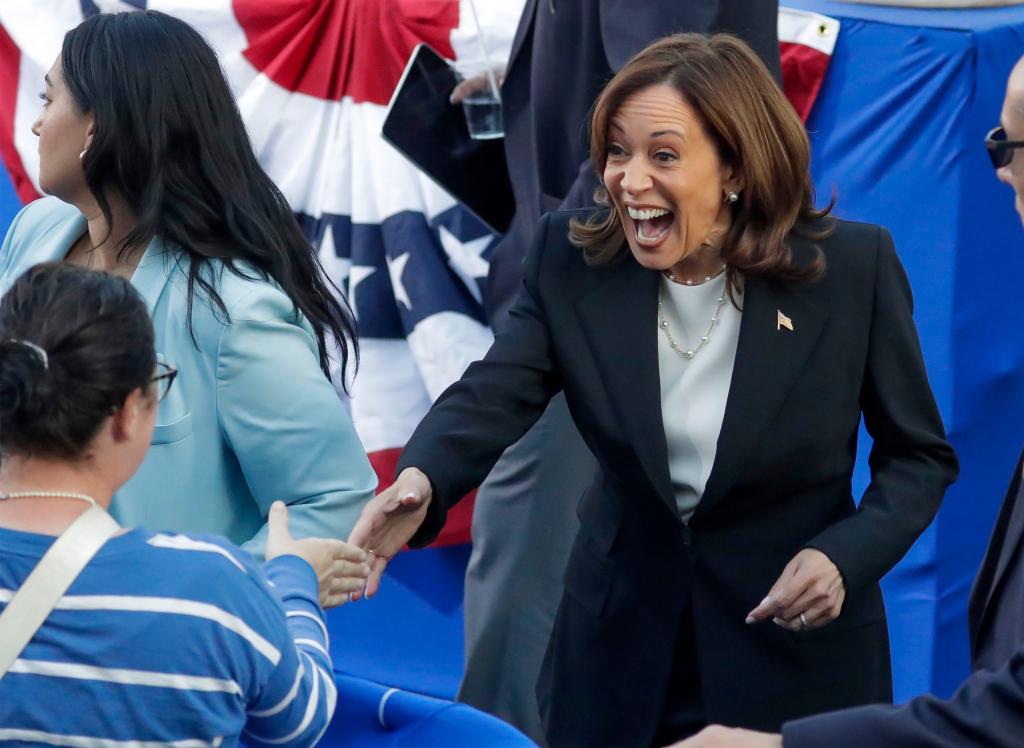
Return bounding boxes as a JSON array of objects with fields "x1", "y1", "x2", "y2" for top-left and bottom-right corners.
[
  {"x1": 784, "y1": 454, "x2": 1024, "y2": 747},
  {"x1": 400, "y1": 210, "x2": 958, "y2": 746},
  {"x1": 969, "y1": 452, "x2": 1024, "y2": 665},
  {"x1": 488, "y1": 0, "x2": 782, "y2": 330}
]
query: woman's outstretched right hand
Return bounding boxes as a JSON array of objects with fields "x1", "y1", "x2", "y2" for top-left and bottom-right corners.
[
  {"x1": 265, "y1": 501, "x2": 370, "y2": 609},
  {"x1": 346, "y1": 467, "x2": 433, "y2": 600}
]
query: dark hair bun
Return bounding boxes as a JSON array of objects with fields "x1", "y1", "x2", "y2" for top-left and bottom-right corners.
[
  {"x1": 0, "y1": 263, "x2": 156, "y2": 459},
  {"x1": 0, "y1": 340, "x2": 50, "y2": 421}
]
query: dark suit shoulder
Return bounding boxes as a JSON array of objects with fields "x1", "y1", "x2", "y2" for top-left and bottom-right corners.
[
  {"x1": 792, "y1": 217, "x2": 893, "y2": 286},
  {"x1": 532, "y1": 208, "x2": 605, "y2": 271},
  {"x1": 802, "y1": 217, "x2": 886, "y2": 261},
  {"x1": 543, "y1": 208, "x2": 603, "y2": 241}
]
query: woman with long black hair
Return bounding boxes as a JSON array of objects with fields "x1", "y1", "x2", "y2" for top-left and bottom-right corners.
[{"x1": 0, "y1": 10, "x2": 376, "y2": 589}]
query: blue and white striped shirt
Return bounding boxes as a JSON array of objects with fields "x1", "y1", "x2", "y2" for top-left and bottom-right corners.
[{"x1": 0, "y1": 526, "x2": 336, "y2": 747}]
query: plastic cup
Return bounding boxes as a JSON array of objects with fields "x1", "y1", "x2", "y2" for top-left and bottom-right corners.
[
  {"x1": 462, "y1": 89, "x2": 504, "y2": 140},
  {"x1": 454, "y1": 59, "x2": 505, "y2": 140}
]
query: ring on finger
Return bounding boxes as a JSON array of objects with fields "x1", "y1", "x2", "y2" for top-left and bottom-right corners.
[{"x1": 799, "y1": 612, "x2": 809, "y2": 629}]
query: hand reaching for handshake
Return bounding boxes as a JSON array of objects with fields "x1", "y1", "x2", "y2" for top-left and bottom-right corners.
[
  {"x1": 346, "y1": 467, "x2": 433, "y2": 600},
  {"x1": 263, "y1": 467, "x2": 433, "y2": 608},
  {"x1": 265, "y1": 501, "x2": 371, "y2": 609}
]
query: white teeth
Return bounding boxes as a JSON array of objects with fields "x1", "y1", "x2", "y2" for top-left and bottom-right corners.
[{"x1": 627, "y1": 206, "x2": 671, "y2": 220}]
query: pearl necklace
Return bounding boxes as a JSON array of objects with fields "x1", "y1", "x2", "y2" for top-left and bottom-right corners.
[
  {"x1": 662, "y1": 264, "x2": 727, "y2": 286},
  {"x1": 658, "y1": 279, "x2": 727, "y2": 361},
  {"x1": 0, "y1": 491, "x2": 97, "y2": 506}
]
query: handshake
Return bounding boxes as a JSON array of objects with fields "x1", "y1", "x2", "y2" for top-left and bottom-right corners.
[
  {"x1": 264, "y1": 466, "x2": 434, "y2": 609},
  {"x1": 264, "y1": 500, "x2": 372, "y2": 609}
]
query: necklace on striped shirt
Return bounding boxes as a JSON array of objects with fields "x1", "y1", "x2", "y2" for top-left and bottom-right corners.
[{"x1": 0, "y1": 491, "x2": 97, "y2": 505}]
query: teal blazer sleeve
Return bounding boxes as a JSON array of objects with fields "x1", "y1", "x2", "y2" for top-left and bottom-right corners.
[
  {"x1": 0, "y1": 197, "x2": 377, "y2": 554},
  {"x1": 215, "y1": 307, "x2": 378, "y2": 555}
]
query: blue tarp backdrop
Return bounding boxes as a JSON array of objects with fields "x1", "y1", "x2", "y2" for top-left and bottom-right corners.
[
  {"x1": 787, "y1": 0, "x2": 1024, "y2": 702},
  {"x1": 1, "y1": 0, "x2": 1023, "y2": 715}
]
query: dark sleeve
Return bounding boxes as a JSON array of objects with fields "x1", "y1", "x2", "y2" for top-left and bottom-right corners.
[
  {"x1": 783, "y1": 651, "x2": 1024, "y2": 748},
  {"x1": 599, "y1": 0, "x2": 715, "y2": 70},
  {"x1": 558, "y1": 160, "x2": 600, "y2": 213},
  {"x1": 487, "y1": 156, "x2": 598, "y2": 330},
  {"x1": 398, "y1": 213, "x2": 564, "y2": 545},
  {"x1": 707, "y1": 0, "x2": 782, "y2": 82},
  {"x1": 599, "y1": 0, "x2": 781, "y2": 81},
  {"x1": 804, "y1": 227, "x2": 959, "y2": 592}
]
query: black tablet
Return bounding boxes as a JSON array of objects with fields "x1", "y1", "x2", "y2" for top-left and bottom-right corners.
[{"x1": 382, "y1": 43, "x2": 515, "y2": 235}]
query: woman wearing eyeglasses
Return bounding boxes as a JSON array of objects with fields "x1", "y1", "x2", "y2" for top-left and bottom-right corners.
[
  {"x1": 0, "y1": 11, "x2": 376, "y2": 587},
  {"x1": 0, "y1": 262, "x2": 369, "y2": 745}
]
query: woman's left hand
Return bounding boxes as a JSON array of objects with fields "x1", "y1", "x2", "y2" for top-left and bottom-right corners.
[{"x1": 745, "y1": 548, "x2": 845, "y2": 631}]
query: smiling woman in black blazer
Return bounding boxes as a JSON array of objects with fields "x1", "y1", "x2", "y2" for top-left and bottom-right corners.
[{"x1": 351, "y1": 33, "x2": 959, "y2": 747}]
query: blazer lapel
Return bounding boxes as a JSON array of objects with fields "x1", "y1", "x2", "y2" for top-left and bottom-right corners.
[
  {"x1": 575, "y1": 258, "x2": 675, "y2": 513},
  {"x1": 694, "y1": 270, "x2": 829, "y2": 521},
  {"x1": 504, "y1": 0, "x2": 538, "y2": 82},
  {"x1": 970, "y1": 451, "x2": 1024, "y2": 649},
  {"x1": 988, "y1": 470, "x2": 1024, "y2": 598},
  {"x1": 130, "y1": 237, "x2": 176, "y2": 317},
  {"x1": 0, "y1": 205, "x2": 174, "y2": 318}
]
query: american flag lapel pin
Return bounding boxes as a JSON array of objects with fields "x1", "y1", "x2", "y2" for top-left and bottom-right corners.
[{"x1": 777, "y1": 310, "x2": 794, "y2": 332}]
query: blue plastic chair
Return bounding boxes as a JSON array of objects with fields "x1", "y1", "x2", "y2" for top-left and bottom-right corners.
[{"x1": 319, "y1": 673, "x2": 536, "y2": 747}]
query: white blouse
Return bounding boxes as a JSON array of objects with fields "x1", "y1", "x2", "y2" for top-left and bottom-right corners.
[{"x1": 656, "y1": 272, "x2": 742, "y2": 522}]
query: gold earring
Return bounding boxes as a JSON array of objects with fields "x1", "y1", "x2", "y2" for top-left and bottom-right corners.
[{"x1": 79, "y1": 149, "x2": 87, "y2": 162}]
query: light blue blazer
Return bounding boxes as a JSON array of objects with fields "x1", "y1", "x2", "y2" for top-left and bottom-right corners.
[{"x1": 0, "y1": 197, "x2": 377, "y2": 553}]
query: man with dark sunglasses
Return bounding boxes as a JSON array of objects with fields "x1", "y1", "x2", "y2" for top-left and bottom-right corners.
[
  {"x1": 989, "y1": 62, "x2": 1024, "y2": 225},
  {"x1": 985, "y1": 126, "x2": 1024, "y2": 171},
  {"x1": 675, "y1": 56, "x2": 1024, "y2": 748}
]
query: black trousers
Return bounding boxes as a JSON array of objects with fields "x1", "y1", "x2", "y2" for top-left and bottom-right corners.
[{"x1": 651, "y1": 595, "x2": 706, "y2": 746}]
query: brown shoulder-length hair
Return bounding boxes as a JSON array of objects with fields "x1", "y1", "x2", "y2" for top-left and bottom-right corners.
[{"x1": 571, "y1": 33, "x2": 832, "y2": 285}]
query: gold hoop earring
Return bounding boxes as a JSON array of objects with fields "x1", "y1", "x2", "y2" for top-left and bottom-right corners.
[{"x1": 79, "y1": 149, "x2": 87, "y2": 162}]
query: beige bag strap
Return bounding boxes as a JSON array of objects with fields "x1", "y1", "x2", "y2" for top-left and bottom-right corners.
[{"x1": 0, "y1": 506, "x2": 120, "y2": 679}]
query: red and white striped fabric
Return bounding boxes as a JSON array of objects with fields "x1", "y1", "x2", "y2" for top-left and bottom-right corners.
[
  {"x1": 0, "y1": 2, "x2": 836, "y2": 548},
  {"x1": 779, "y1": 7, "x2": 840, "y2": 121}
]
